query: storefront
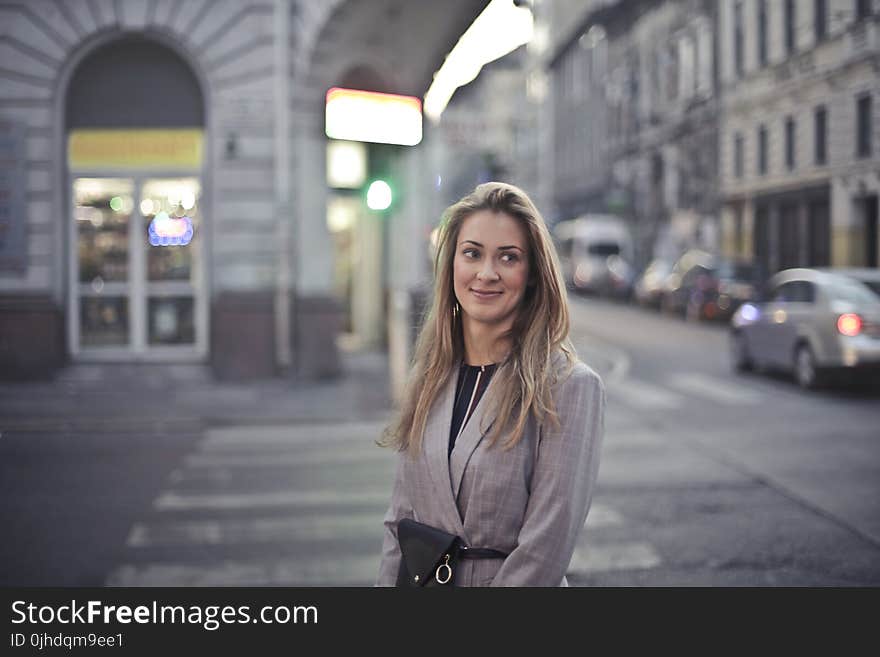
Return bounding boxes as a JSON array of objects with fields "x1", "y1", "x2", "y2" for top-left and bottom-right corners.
[
  {"x1": 0, "y1": 0, "x2": 487, "y2": 382},
  {"x1": 65, "y1": 38, "x2": 207, "y2": 362}
]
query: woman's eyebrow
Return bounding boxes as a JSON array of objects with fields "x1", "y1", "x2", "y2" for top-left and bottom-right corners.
[{"x1": 460, "y1": 240, "x2": 523, "y2": 252}]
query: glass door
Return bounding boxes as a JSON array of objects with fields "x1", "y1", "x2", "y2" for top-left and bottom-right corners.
[
  {"x1": 71, "y1": 176, "x2": 204, "y2": 359},
  {"x1": 73, "y1": 178, "x2": 134, "y2": 349},
  {"x1": 141, "y1": 178, "x2": 202, "y2": 351}
]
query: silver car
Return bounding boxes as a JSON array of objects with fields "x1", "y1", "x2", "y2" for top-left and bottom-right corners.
[
  {"x1": 834, "y1": 267, "x2": 880, "y2": 300},
  {"x1": 730, "y1": 268, "x2": 880, "y2": 389}
]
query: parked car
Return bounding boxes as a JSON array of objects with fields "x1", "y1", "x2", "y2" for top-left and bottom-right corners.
[
  {"x1": 660, "y1": 249, "x2": 714, "y2": 317},
  {"x1": 662, "y1": 250, "x2": 761, "y2": 321},
  {"x1": 554, "y1": 215, "x2": 636, "y2": 299},
  {"x1": 833, "y1": 267, "x2": 880, "y2": 299},
  {"x1": 730, "y1": 268, "x2": 880, "y2": 389},
  {"x1": 633, "y1": 258, "x2": 674, "y2": 310},
  {"x1": 693, "y1": 259, "x2": 762, "y2": 322}
]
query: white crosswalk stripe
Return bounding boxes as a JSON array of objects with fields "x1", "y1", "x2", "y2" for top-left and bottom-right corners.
[
  {"x1": 584, "y1": 504, "x2": 624, "y2": 529},
  {"x1": 107, "y1": 557, "x2": 381, "y2": 587},
  {"x1": 609, "y1": 371, "x2": 768, "y2": 411},
  {"x1": 127, "y1": 513, "x2": 384, "y2": 548},
  {"x1": 666, "y1": 372, "x2": 762, "y2": 404},
  {"x1": 568, "y1": 541, "x2": 663, "y2": 575},
  {"x1": 607, "y1": 379, "x2": 683, "y2": 410},
  {"x1": 182, "y1": 446, "x2": 392, "y2": 469},
  {"x1": 202, "y1": 422, "x2": 387, "y2": 449},
  {"x1": 154, "y1": 488, "x2": 391, "y2": 511}
]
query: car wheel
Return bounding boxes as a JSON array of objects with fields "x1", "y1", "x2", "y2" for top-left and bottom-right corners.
[
  {"x1": 793, "y1": 343, "x2": 823, "y2": 390},
  {"x1": 731, "y1": 332, "x2": 753, "y2": 372}
]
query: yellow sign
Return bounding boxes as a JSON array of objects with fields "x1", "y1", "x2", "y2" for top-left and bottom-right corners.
[{"x1": 68, "y1": 129, "x2": 203, "y2": 169}]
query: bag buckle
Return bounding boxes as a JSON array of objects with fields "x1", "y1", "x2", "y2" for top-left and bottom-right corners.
[{"x1": 435, "y1": 554, "x2": 453, "y2": 584}]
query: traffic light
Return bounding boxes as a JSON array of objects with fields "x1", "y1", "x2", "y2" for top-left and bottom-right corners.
[
  {"x1": 364, "y1": 142, "x2": 399, "y2": 213},
  {"x1": 366, "y1": 179, "x2": 393, "y2": 211}
]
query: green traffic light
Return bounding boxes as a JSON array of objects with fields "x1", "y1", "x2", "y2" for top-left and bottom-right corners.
[{"x1": 366, "y1": 180, "x2": 393, "y2": 211}]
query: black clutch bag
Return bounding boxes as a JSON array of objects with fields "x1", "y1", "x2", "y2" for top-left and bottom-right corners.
[{"x1": 395, "y1": 518, "x2": 462, "y2": 587}]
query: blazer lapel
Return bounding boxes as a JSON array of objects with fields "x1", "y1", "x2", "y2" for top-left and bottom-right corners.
[
  {"x1": 449, "y1": 367, "x2": 500, "y2": 502},
  {"x1": 423, "y1": 368, "x2": 469, "y2": 539}
]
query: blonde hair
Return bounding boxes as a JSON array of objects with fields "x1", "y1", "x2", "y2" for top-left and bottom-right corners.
[{"x1": 380, "y1": 182, "x2": 576, "y2": 454}]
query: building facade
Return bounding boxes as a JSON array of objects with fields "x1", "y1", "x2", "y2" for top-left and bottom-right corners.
[
  {"x1": 0, "y1": 0, "x2": 485, "y2": 381},
  {"x1": 718, "y1": 0, "x2": 880, "y2": 276},
  {"x1": 540, "y1": 0, "x2": 721, "y2": 269}
]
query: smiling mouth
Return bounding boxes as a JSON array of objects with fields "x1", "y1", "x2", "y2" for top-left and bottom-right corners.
[{"x1": 471, "y1": 289, "x2": 502, "y2": 297}]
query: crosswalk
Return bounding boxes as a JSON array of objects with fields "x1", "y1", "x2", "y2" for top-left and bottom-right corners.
[
  {"x1": 106, "y1": 421, "x2": 395, "y2": 587},
  {"x1": 105, "y1": 415, "x2": 669, "y2": 586},
  {"x1": 606, "y1": 370, "x2": 788, "y2": 411},
  {"x1": 104, "y1": 370, "x2": 793, "y2": 586}
]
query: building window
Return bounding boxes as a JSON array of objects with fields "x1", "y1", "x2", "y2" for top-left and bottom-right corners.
[
  {"x1": 785, "y1": 117, "x2": 796, "y2": 170},
  {"x1": 734, "y1": 132, "x2": 744, "y2": 178},
  {"x1": 856, "y1": 0, "x2": 874, "y2": 20},
  {"x1": 814, "y1": 106, "x2": 827, "y2": 165},
  {"x1": 857, "y1": 93, "x2": 873, "y2": 158},
  {"x1": 815, "y1": 0, "x2": 827, "y2": 41},
  {"x1": 758, "y1": 0, "x2": 768, "y2": 66},
  {"x1": 785, "y1": 0, "x2": 796, "y2": 55},
  {"x1": 758, "y1": 125, "x2": 768, "y2": 175},
  {"x1": 734, "y1": 205, "x2": 745, "y2": 255},
  {"x1": 667, "y1": 43, "x2": 679, "y2": 101},
  {"x1": 734, "y1": 1, "x2": 744, "y2": 76}
]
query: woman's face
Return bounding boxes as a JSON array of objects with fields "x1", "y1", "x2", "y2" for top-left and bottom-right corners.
[{"x1": 453, "y1": 209, "x2": 530, "y2": 331}]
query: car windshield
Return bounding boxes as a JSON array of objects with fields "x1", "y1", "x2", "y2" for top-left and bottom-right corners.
[
  {"x1": 587, "y1": 242, "x2": 620, "y2": 256},
  {"x1": 848, "y1": 278, "x2": 880, "y2": 299},
  {"x1": 826, "y1": 278, "x2": 880, "y2": 305}
]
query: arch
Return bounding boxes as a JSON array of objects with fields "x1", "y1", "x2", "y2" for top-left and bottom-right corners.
[
  {"x1": 66, "y1": 35, "x2": 204, "y2": 129},
  {"x1": 54, "y1": 27, "x2": 211, "y2": 131}
]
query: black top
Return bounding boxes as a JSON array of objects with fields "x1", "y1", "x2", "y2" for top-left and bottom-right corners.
[{"x1": 449, "y1": 362, "x2": 498, "y2": 458}]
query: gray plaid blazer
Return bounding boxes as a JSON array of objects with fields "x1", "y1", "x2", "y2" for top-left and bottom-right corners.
[{"x1": 376, "y1": 352, "x2": 605, "y2": 587}]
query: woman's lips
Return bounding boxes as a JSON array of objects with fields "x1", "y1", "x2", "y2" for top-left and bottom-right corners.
[{"x1": 471, "y1": 289, "x2": 502, "y2": 299}]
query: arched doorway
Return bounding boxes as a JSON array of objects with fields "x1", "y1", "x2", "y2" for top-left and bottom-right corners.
[{"x1": 65, "y1": 37, "x2": 207, "y2": 361}]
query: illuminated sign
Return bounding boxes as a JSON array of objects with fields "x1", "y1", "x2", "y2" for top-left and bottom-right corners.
[
  {"x1": 149, "y1": 212, "x2": 193, "y2": 246},
  {"x1": 327, "y1": 140, "x2": 367, "y2": 188},
  {"x1": 325, "y1": 87, "x2": 422, "y2": 146},
  {"x1": 68, "y1": 129, "x2": 203, "y2": 169}
]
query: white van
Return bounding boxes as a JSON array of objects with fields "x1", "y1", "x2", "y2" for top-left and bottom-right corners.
[{"x1": 553, "y1": 214, "x2": 635, "y2": 297}]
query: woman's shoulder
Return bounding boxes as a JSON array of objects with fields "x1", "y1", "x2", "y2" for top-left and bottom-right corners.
[{"x1": 549, "y1": 350, "x2": 605, "y2": 396}]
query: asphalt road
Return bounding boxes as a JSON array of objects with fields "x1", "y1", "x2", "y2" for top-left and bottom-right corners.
[
  {"x1": 567, "y1": 295, "x2": 880, "y2": 585},
  {"x1": 1, "y1": 298, "x2": 878, "y2": 586}
]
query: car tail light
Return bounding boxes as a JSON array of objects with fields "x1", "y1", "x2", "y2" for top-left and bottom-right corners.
[{"x1": 837, "y1": 313, "x2": 862, "y2": 337}]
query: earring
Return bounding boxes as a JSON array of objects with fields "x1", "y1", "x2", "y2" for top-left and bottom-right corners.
[{"x1": 453, "y1": 300, "x2": 460, "y2": 317}]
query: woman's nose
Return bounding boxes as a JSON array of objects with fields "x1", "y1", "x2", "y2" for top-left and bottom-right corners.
[{"x1": 477, "y1": 261, "x2": 500, "y2": 280}]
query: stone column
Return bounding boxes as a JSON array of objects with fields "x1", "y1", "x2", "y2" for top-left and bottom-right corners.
[
  {"x1": 386, "y1": 145, "x2": 427, "y2": 403},
  {"x1": 274, "y1": 0, "x2": 292, "y2": 371},
  {"x1": 291, "y1": 101, "x2": 342, "y2": 378}
]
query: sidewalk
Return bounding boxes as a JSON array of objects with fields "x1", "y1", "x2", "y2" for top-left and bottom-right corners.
[{"x1": 0, "y1": 349, "x2": 394, "y2": 433}]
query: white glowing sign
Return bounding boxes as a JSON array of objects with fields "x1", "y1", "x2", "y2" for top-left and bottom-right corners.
[{"x1": 325, "y1": 87, "x2": 422, "y2": 146}]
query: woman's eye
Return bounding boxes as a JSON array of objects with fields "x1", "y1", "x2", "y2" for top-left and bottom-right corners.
[
  {"x1": 463, "y1": 249, "x2": 479, "y2": 258},
  {"x1": 501, "y1": 253, "x2": 518, "y2": 263}
]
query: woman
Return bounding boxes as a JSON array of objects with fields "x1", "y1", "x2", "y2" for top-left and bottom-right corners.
[{"x1": 375, "y1": 182, "x2": 605, "y2": 587}]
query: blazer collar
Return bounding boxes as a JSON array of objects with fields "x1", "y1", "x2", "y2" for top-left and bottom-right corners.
[{"x1": 424, "y1": 363, "x2": 501, "y2": 540}]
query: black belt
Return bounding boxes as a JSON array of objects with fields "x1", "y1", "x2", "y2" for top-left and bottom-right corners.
[{"x1": 458, "y1": 546, "x2": 508, "y2": 559}]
